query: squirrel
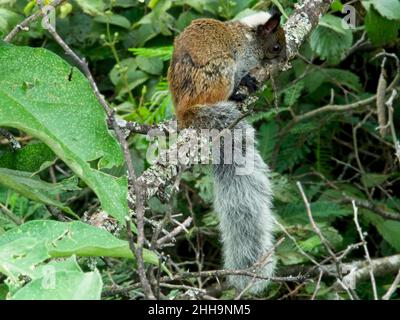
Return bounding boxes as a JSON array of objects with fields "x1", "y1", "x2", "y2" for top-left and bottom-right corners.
[{"x1": 167, "y1": 9, "x2": 287, "y2": 293}]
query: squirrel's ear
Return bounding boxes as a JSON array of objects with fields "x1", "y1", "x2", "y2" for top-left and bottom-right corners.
[{"x1": 261, "y1": 8, "x2": 282, "y2": 34}]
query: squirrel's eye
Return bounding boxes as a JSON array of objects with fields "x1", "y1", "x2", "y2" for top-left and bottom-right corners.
[{"x1": 272, "y1": 44, "x2": 281, "y2": 52}]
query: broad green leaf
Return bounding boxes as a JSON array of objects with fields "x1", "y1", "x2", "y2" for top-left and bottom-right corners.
[
  {"x1": 0, "y1": 8, "x2": 22, "y2": 34},
  {"x1": 0, "y1": 168, "x2": 78, "y2": 216},
  {"x1": 136, "y1": 56, "x2": 164, "y2": 75},
  {"x1": 0, "y1": 220, "x2": 159, "y2": 265},
  {"x1": 176, "y1": 11, "x2": 201, "y2": 31},
  {"x1": 364, "y1": 0, "x2": 400, "y2": 20},
  {"x1": 318, "y1": 14, "x2": 348, "y2": 35},
  {"x1": 94, "y1": 14, "x2": 131, "y2": 29},
  {"x1": 0, "y1": 238, "x2": 49, "y2": 280},
  {"x1": 378, "y1": 221, "x2": 400, "y2": 251},
  {"x1": 74, "y1": 0, "x2": 106, "y2": 16},
  {"x1": 0, "y1": 42, "x2": 128, "y2": 223},
  {"x1": 310, "y1": 15, "x2": 353, "y2": 64},
  {"x1": 11, "y1": 269, "x2": 103, "y2": 300},
  {"x1": 365, "y1": 6, "x2": 400, "y2": 45},
  {"x1": 31, "y1": 256, "x2": 82, "y2": 280},
  {"x1": 363, "y1": 212, "x2": 400, "y2": 251}
]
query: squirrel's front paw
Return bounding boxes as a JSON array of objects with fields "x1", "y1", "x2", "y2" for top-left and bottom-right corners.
[
  {"x1": 241, "y1": 74, "x2": 259, "y2": 93},
  {"x1": 229, "y1": 92, "x2": 247, "y2": 102}
]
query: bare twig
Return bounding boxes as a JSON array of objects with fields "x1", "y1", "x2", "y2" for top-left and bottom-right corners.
[
  {"x1": 0, "y1": 128, "x2": 21, "y2": 150},
  {"x1": 125, "y1": 217, "x2": 155, "y2": 299},
  {"x1": 352, "y1": 201, "x2": 378, "y2": 300},
  {"x1": 297, "y1": 181, "x2": 357, "y2": 299},
  {"x1": 382, "y1": 268, "x2": 400, "y2": 300},
  {"x1": 385, "y1": 89, "x2": 400, "y2": 163},
  {"x1": 341, "y1": 196, "x2": 400, "y2": 222},
  {"x1": 311, "y1": 270, "x2": 324, "y2": 300},
  {"x1": 3, "y1": 0, "x2": 66, "y2": 42},
  {"x1": 105, "y1": 269, "x2": 308, "y2": 296},
  {"x1": 156, "y1": 216, "x2": 192, "y2": 247}
]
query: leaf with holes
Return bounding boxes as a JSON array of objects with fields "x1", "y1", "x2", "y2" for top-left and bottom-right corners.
[{"x1": 0, "y1": 42, "x2": 128, "y2": 223}]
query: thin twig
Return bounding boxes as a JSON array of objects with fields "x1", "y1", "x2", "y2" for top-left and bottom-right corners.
[
  {"x1": 125, "y1": 217, "x2": 155, "y2": 299},
  {"x1": 386, "y1": 89, "x2": 400, "y2": 163},
  {"x1": 3, "y1": 0, "x2": 66, "y2": 42},
  {"x1": 0, "y1": 128, "x2": 21, "y2": 150},
  {"x1": 382, "y1": 268, "x2": 400, "y2": 300},
  {"x1": 311, "y1": 270, "x2": 324, "y2": 300},
  {"x1": 352, "y1": 200, "x2": 378, "y2": 300},
  {"x1": 297, "y1": 181, "x2": 357, "y2": 300},
  {"x1": 0, "y1": 203, "x2": 22, "y2": 225},
  {"x1": 156, "y1": 216, "x2": 192, "y2": 247}
]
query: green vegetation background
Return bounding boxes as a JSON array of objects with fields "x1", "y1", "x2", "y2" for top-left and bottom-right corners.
[{"x1": 0, "y1": 0, "x2": 399, "y2": 300}]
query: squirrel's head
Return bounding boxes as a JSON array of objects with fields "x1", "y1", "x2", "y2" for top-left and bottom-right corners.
[{"x1": 240, "y1": 8, "x2": 287, "y2": 63}]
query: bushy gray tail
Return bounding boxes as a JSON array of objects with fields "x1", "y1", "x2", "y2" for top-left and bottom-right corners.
[{"x1": 195, "y1": 102, "x2": 276, "y2": 294}]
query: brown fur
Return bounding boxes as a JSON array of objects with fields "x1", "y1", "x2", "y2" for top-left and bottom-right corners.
[{"x1": 168, "y1": 15, "x2": 286, "y2": 128}]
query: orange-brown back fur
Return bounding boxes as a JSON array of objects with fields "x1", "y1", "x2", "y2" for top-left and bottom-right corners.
[
  {"x1": 168, "y1": 19, "x2": 248, "y2": 127},
  {"x1": 168, "y1": 13, "x2": 286, "y2": 128}
]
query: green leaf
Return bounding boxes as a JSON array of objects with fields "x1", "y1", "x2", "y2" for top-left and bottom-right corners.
[
  {"x1": 361, "y1": 173, "x2": 390, "y2": 188},
  {"x1": 0, "y1": 168, "x2": 78, "y2": 216},
  {"x1": 0, "y1": 283, "x2": 8, "y2": 300},
  {"x1": 0, "y1": 238, "x2": 49, "y2": 280},
  {"x1": 299, "y1": 235, "x2": 321, "y2": 251},
  {"x1": 363, "y1": 212, "x2": 400, "y2": 251},
  {"x1": 378, "y1": 220, "x2": 400, "y2": 251},
  {"x1": 0, "y1": 220, "x2": 159, "y2": 266},
  {"x1": 74, "y1": 0, "x2": 106, "y2": 16},
  {"x1": 310, "y1": 15, "x2": 353, "y2": 64},
  {"x1": 0, "y1": 8, "x2": 22, "y2": 34},
  {"x1": 331, "y1": 0, "x2": 344, "y2": 12},
  {"x1": 318, "y1": 14, "x2": 348, "y2": 35},
  {"x1": 0, "y1": 143, "x2": 56, "y2": 172},
  {"x1": 136, "y1": 56, "x2": 164, "y2": 75},
  {"x1": 94, "y1": 14, "x2": 131, "y2": 29},
  {"x1": 118, "y1": 70, "x2": 149, "y2": 98},
  {"x1": 31, "y1": 256, "x2": 82, "y2": 279},
  {"x1": 366, "y1": 0, "x2": 400, "y2": 20},
  {"x1": 0, "y1": 43, "x2": 128, "y2": 223},
  {"x1": 365, "y1": 6, "x2": 400, "y2": 45},
  {"x1": 11, "y1": 269, "x2": 103, "y2": 300},
  {"x1": 109, "y1": 58, "x2": 138, "y2": 86}
]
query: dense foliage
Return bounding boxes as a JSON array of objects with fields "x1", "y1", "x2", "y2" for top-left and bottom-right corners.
[{"x1": 0, "y1": 0, "x2": 399, "y2": 300}]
